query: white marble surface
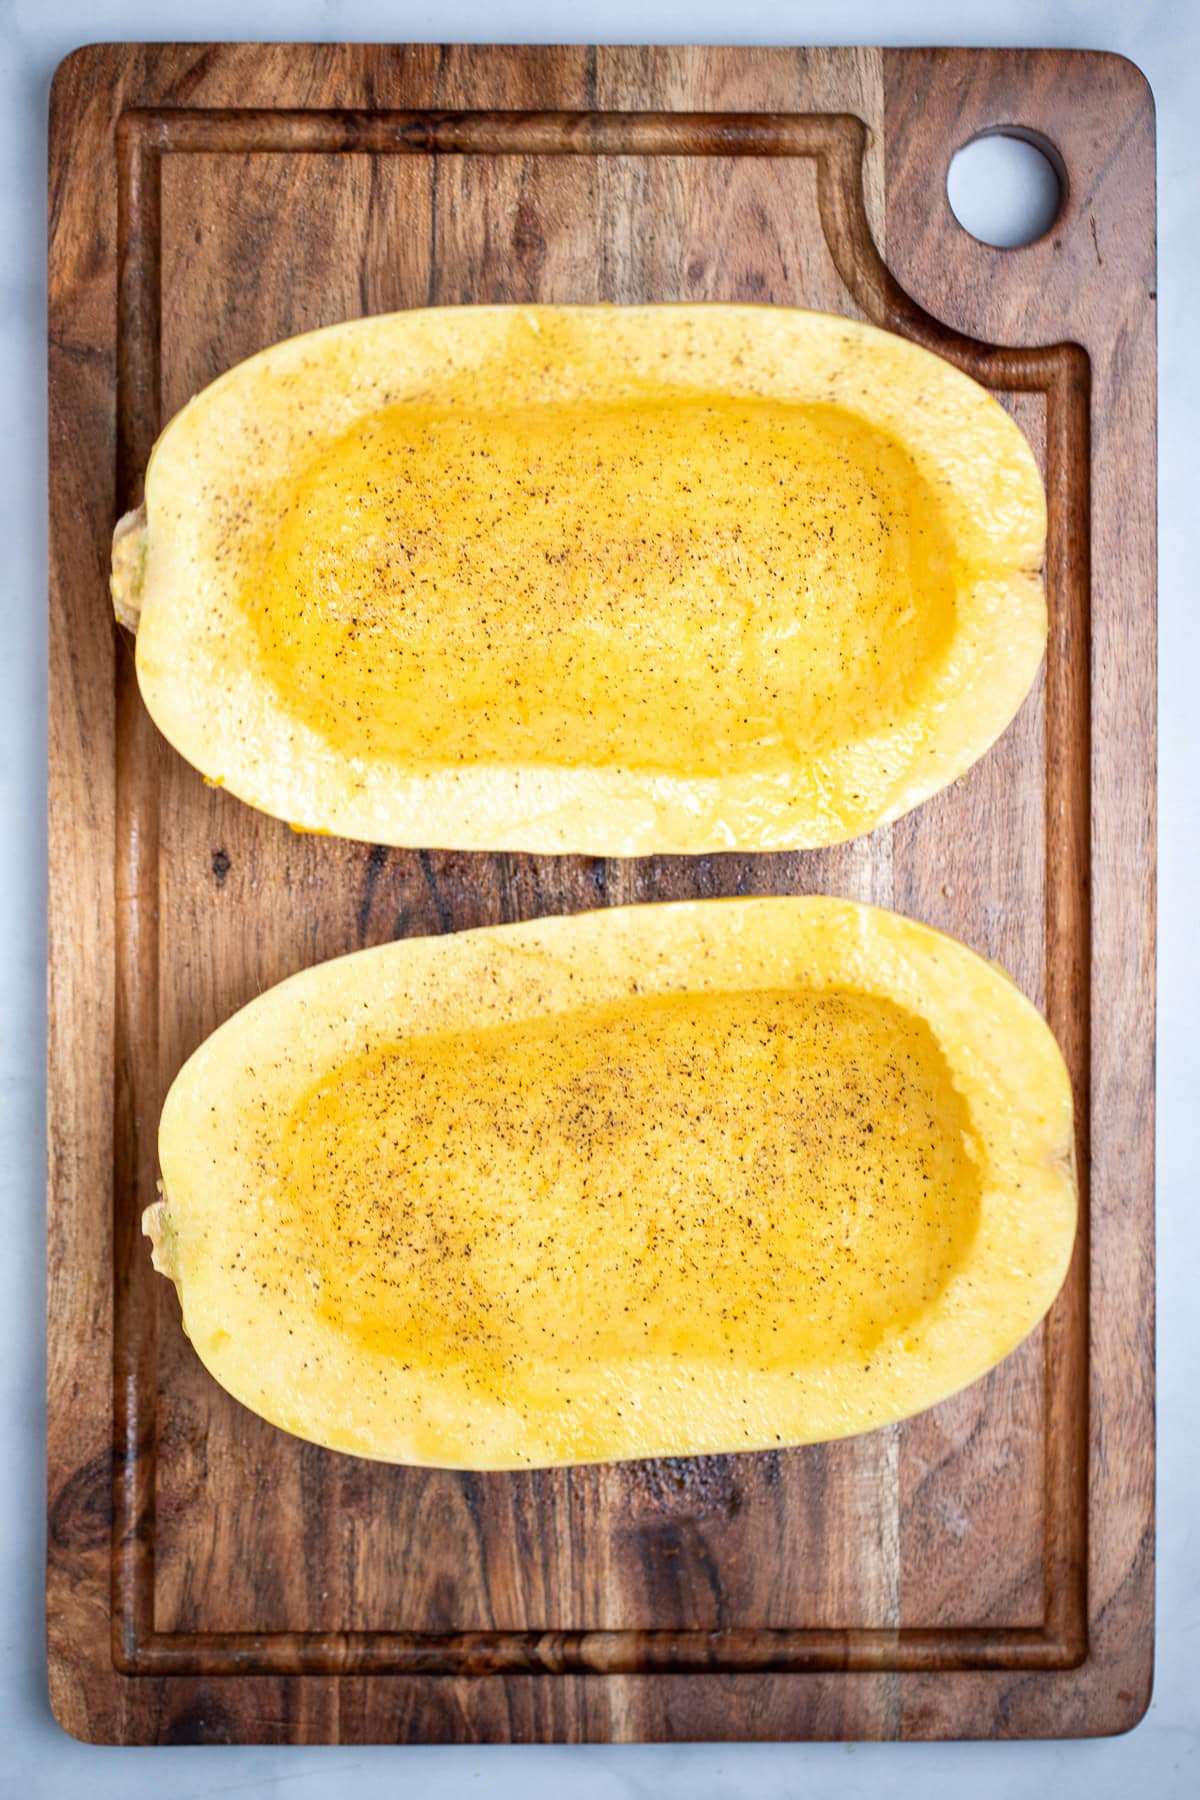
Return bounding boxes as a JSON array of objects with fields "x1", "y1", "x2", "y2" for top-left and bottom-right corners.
[{"x1": 4, "y1": 0, "x2": 1196, "y2": 1792}]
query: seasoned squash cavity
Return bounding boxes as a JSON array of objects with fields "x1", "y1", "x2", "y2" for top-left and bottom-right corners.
[
  {"x1": 256, "y1": 395, "x2": 960, "y2": 776},
  {"x1": 282, "y1": 987, "x2": 982, "y2": 1375}
]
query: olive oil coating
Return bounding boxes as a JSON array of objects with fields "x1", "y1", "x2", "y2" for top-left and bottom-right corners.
[
  {"x1": 277, "y1": 987, "x2": 981, "y2": 1387},
  {"x1": 253, "y1": 395, "x2": 959, "y2": 773}
]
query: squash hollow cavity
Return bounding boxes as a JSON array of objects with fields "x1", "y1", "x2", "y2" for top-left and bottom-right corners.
[
  {"x1": 252, "y1": 395, "x2": 961, "y2": 775},
  {"x1": 278, "y1": 986, "x2": 982, "y2": 1380}
]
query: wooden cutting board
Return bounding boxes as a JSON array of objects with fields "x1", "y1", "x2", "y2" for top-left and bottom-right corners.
[{"x1": 47, "y1": 43, "x2": 1156, "y2": 1744}]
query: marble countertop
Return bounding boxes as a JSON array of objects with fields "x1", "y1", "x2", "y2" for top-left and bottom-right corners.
[{"x1": 5, "y1": 1, "x2": 1196, "y2": 1794}]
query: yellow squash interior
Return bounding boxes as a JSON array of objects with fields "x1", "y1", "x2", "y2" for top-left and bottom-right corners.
[
  {"x1": 259, "y1": 396, "x2": 958, "y2": 775},
  {"x1": 116, "y1": 306, "x2": 1047, "y2": 854},
  {"x1": 148, "y1": 898, "x2": 1076, "y2": 1468},
  {"x1": 285, "y1": 988, "x2": 980, "y2": 1375}
]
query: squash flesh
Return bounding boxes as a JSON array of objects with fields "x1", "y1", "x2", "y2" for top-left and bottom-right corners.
[
  {"x1": 284, "y1": 987, "x2": 981, "y2": 1375},
  {"x1": 117, "y1": 305, "x2": 1047, "y2": 854},
  {"x1": 257, "y1": 395, "x2": 958, "y2": 775},
  {"x1": 149, "y1": 898, "x2": 1076, "y2": 1468}
]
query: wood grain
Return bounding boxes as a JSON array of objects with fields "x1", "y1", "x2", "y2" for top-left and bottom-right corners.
[{"x1": 47, "y1": 43, "x2": 1155, "y2": 1743}]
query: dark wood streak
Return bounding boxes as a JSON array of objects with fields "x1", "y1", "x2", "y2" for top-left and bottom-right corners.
[
  {"x1": 416, "y1": 849, "x2": 454, "y2": 935},
  {"x1": 356, "y1": 844, "x2": 388, "y2": 946},
  {"x1": 49, "y1": 1453, "x2": 114, "y2": 1554},
  {"x1": 47, "y1": 43, "x2": 1154, "y2": 1745}
]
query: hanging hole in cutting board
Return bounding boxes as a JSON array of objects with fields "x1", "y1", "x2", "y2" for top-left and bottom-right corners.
[{"x1": 946, "y1": 130, "x2": 1067, "y2": 248}]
